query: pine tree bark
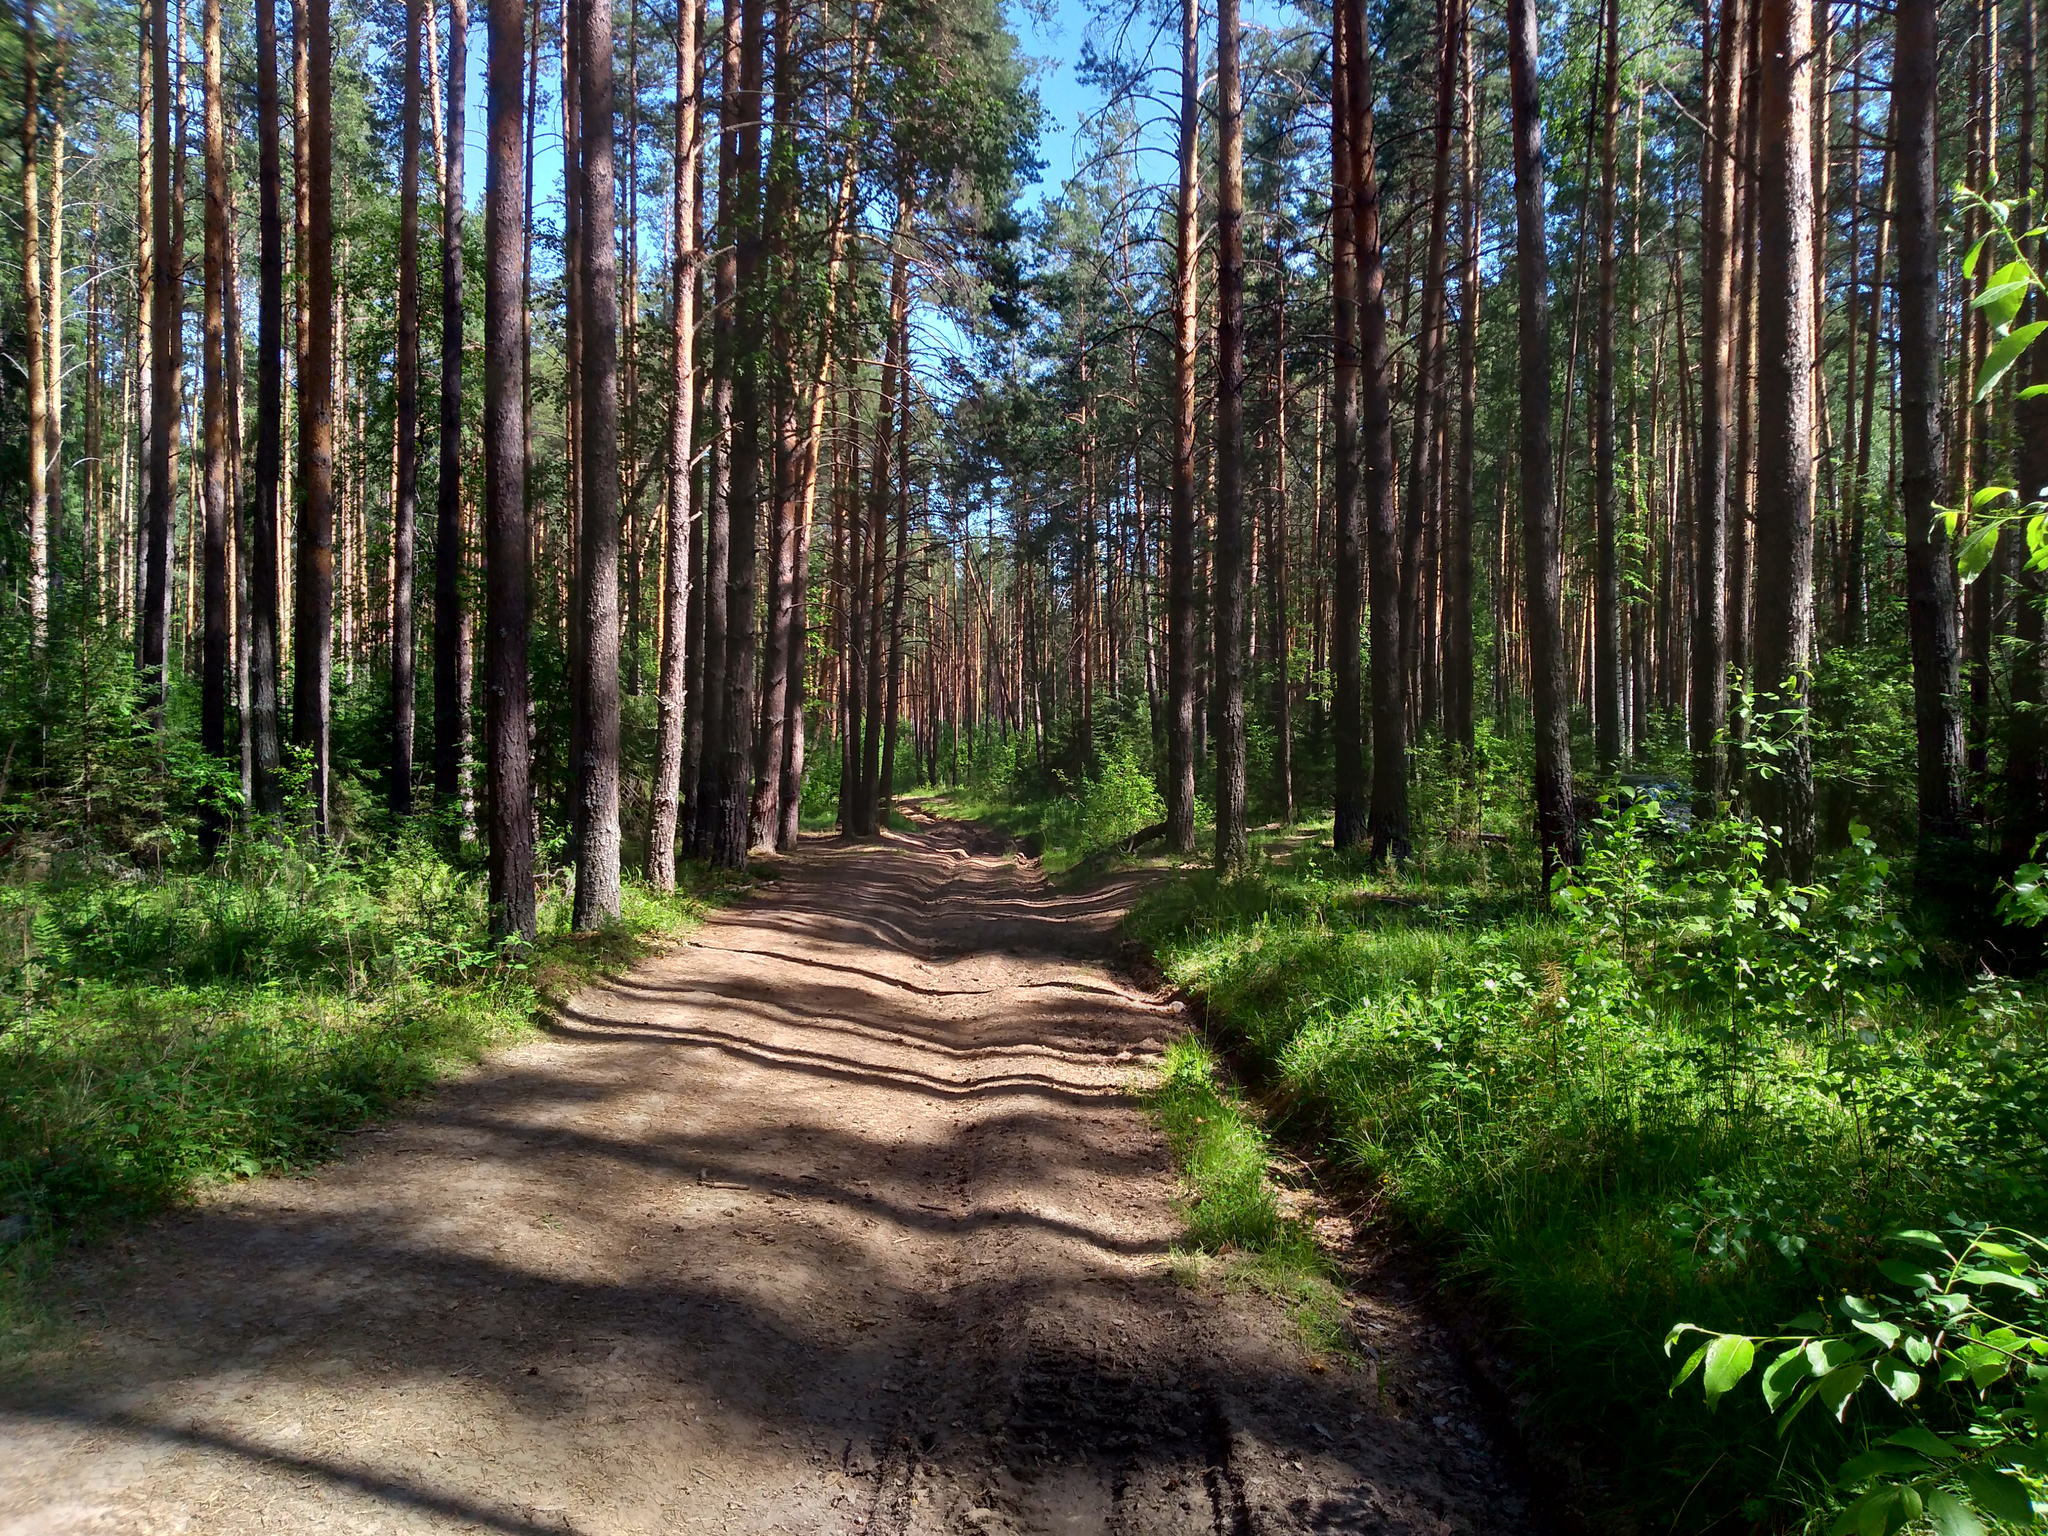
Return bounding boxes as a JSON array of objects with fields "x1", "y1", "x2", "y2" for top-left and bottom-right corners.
[
  {"x1": 1212, "y1": 0, "x2": 1248, "y2": 872},
  {"x1": 1591, "y1": 0, "x2": 1624, "y2": 774},
  {"x1": 2009, "y1": 0, "x2": 2047, "y2": 864},
  {"x1": 292, "y1": 0, "x2": 336, "y2": 835},
  {"x1": 249, "y1": 0, "x2": 285, "y2": 818},
  {"x1": 483, "y1": 0, "x2": 535, "y2": 940},
  {"x1": 1353, "y1": 0, "x2": 1409, "y2": 864},
  {"x1": 571, "y1": 0, "x2": 623, "y2": 923},
  {"x1": 143, "y1": 0, "x2": 179, "y2": 718},
  {"x1": 1748, "y1": 0, "x2": 1818, "y2": 878},
  {"x1": 1692, "y1": 0, "x2": 1745, "y2": 814},
  {"x1": 391, "y1": 0, "x2": 423, "y2": 817},
  {"x1": 647, "y1": 0, "x2": 700, "y2": 890},
  {"x1": 1165, "y1": 0, "x2": 1200, "y2": 853},
  {"x1": 1896, "y1": 0, "x2": 1971, "y2": 866},
  {"x1": 1507, "y1": 0, "x2": 1577, "y2": 882},
  {"x1": 22, "y1": 2, "x2": 49, "y2": 651},
  {"x1": 200, "y1": 0, "x2": 231, "y2": 851},
  {"x1": 1444, "y1": 6, "x2": 1479, "y2": 753},
  {"x1": 434, "y1": 0, "x2": 469, "y2": 808},
  {"x1": 1331, "y1": 0, "x2": 1366, "y2": 849}
]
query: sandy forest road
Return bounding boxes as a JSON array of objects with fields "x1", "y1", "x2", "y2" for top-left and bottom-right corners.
[{"x1": 1, "y1": 821, "x2": 1533, "y2": 1535}]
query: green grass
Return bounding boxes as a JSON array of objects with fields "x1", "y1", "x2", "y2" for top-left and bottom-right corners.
[
  {"x1": 1121, "y1": 829, "x2": 2048, "y2": 1533},
  {"x1": 0, "y1": 836, "x2": 735, "y2": 1338}
]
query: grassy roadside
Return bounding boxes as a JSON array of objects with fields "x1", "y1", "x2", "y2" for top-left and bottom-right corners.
[{"x1": 0, "y1": 836, "x2": 742, "y2": 1340}]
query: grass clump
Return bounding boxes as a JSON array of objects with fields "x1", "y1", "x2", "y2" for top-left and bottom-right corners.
[{"x1": 0, "y1": 831, "x2": 726, "y2": 1330}]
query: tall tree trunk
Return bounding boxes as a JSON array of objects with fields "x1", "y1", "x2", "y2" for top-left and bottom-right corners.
[
  {"x1": 1444, "y1": 5, "x2": 1478, "y2": 754},
  {"x1": 1165, "y1": 0, "x2": 1199, "y2": 853},
  {"x1": 292, "y1": 0, "x2": 336, "y2": 835},
  {"x1": 143, "y1": 0, "x2": 178, "y2": 718},
  {"x1": 1847, "y1": 96, "x2": 1895, "y2": 648},
  {"x1": 1354, "y1": 0, "x2": 1409, "y2": 863},
  {"x1": 249, "y1": 0, "x2": 284, "y2": 819},
  {"x1": 707, "y1": 0, "x2": 766, "y2": 868},
  {"x1": 1896, "y1": 0, "x2": 1971, "y2": 869},
  {"x1": 1591, "y1": 0, "x2": 1623, "y2": 774},
  {"x1": 434, "y1": 0, "x2": 469, "y2": 808},
  {"x1": 1267, "y1": 276, "x2": 1293, "y2": 822},
  {"x1": 1748, "y1": 0, "x2": 1818, "y2": 878},
  {"x1": 22, "y1": 1, "x2": 48, "y2": 651},
  {"x1": 484, "y1": 0, "x2": 535, "y2": 940},
  {"x1": 647, "y1": 0, "x2": 700, "y2": 890},
  {"x1": 1508, "y1": 0, "x2": 1577, "y2": 882},
  {"x1": 1212, "y1": 0, "x2": 1248, "y2": 871},
  {"x1": 2009, "y1": 0, "x2": 2048, "y2": 863},
  {"x1": 1692, "y1": 0, "x2": 1745, "y2": 814},
  {"x1": 200, "y1": 0, "x2": 230, "y2": 851},
  {"x1": 1331, "y1": 0, "x2": 1365, "y2": 848},
  {"x1": 571, "y1": 0, "x2": 623, "y2": 924},
  {"x1": 879, "y1": 327, "x2": 911, "y2": 819},
  {"x1": 391, "y1": 0, "x2": 423, "y2": 817},
  {"x1": 1403, "y1": 0, "x2": 1460, "y2": 734}
]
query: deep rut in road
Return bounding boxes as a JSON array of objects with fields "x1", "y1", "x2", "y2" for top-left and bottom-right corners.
[{"x1": 0, "y1": 822, "x2": 1536, "y2": 1534}]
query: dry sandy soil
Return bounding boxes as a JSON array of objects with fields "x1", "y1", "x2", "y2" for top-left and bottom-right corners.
[{"x1": 0, "y1": 820, "x2": 1536, "y2": 1535}]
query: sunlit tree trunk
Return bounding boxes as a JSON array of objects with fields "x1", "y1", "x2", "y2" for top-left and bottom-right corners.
[
  {"x1": 1444, "y1": 7, "x2": 1479, "y2": 754},
  {"x1": 248, "y1": 0, "x2": 285, "y2": 818},
  {"x1": 434, "y1": 0, "x2": 470, "y2": 810},
  {"x1": 1331, "y1": 0, "x2": 1365, "y2": 849},
  {"x1": 143, "y1": 0, "x2": 179, "y2": 719},
  {"x1": 391, "y1": 0, "x2": 423, "y2": 817},
  {"x1": 648, "y1": 0, "x2": 700, "y2": 890},
  {"x1": 1212, "y1": 0, "x2": 1248, "y2": 871},
  {"x1": 23, "y1": 3, "x2": 49, "y2": 651},
  {"x1": 200, "y1": 0, "x2": 231, "y2": 851},
  {"x1": 572, "y1": 0, "x2": 623, "y2": 923},
  {"x1": 1591, "y1": 0, "x2": 1623, "y2": 775}
]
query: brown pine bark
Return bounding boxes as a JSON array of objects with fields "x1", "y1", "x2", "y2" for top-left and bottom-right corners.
[
  {"x1": 483, "y1": 0, "x2": 534, "y2": 940},
  {"x1": 1267, "y1": 277, "x2": 1293, "y2": 823},
  {"x1": 1212, "y1": 0, "x2": 1248, "y2": 872},
  {"x1": 248, "y1": 0, "x2": 284, "y2": 818},
  {"x1": 22, "y1": 2, "x2": 48, "y2": 650},
  {"x1": 571, "y1": 0, "x2": 623, "y2": 924},
  {"x1": 434, "y1": 0, "x2": 470, "y2": 808},
  {"x1": 1692, "y1": 0, "x2": 1744, "y2": 814},
  {"x1": 1444, "y1": 5, "x2": 1479, "y2": 754},
  {"x1": 1748, "y1": 0, "x2": 1817, "y2": 878},
  {"x1": 200, "y1": 0, "x2": 230, "y2": 850},
  {"x1": 1896, "y1": 0, "x2": 1970, "y2": 865},
  {"x1": 1507, "y1": 0, "x2": 1577, "y2": 882},
  {"x1": 2009, "y1": 0, "x2": 2047, "y2": 862},
  {"x1": 648, "y1": 0, "x2": 700, "y2": 890},
  {"x1": 143, "y1": 0, "x2": 178, "y2": 718},
  {"x1": 1165, "y1": 0, "x2": 1199, "y2": 853},
  {"x1": 1591, "y1": 0, "x2": 1623, "y2": 774},
  {"x1": 391, "y1": 0, "x2": 423, "y2": 817},
  {"x1": 1352, "y1": 0, "x2": 1408, "y2": 863}
]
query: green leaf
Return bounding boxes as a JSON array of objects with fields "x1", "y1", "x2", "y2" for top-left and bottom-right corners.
[
  {"x1": 1833, "y1": 1484, "x2": 1925, "y2": 1536},
  {"x1": 1959, "y1": 1267, "x2": 2043, "y2": 1295},
  {"x1": 1894, "y1": 1230, "x2": 1949, "y2": 1250},
  {"x1": 1763, "y1": 1344, "x2": 1813, "y2": 1411},
  {"x1": 1840, "y1": 1294, "x2": 1883, "y2": 1322},
  {"x1": 1839, "y1": 1447, "x2": 1934, "y2": 1485},
  {"x1": 1958, "y1": 524, "x2": 2003, "y2": 583},
  {"x1": 1702, "y1": 1333, "x2": 1756, "y2": 1410},
  {"x1": 1976, "y1": 273, "x2": 2034, "y2": 332},
  {"x1": 1871, "y1": 1357, "x2": 1921, "y2": 1404},
  {"x1": 1973, "y1": 483, "x2": 2019, "y2": 507},
  {"x1": 1810, "y1": 1335, "x2": 1871, "y2": 1375},
  {"x1": 1885, "y1": 1427, "x2": 1959, "y2": 1459},
  {"x1": 1928, "y1": 1489, "x2": 1988, "y2": 1536},
  {"x1": 1880, "y1": 1258, "x2": 1939, "y2": 1291},
  {"x1": 1854, "y1": 1319, "x2": 1904, "y2": 1349},
  {"x1": 1965, "y1": 234, "x2": 1991, "y2": 280},
  {"x1": 1818, "y1": 1362, "x2": 1870, "y2": 1421},
  {"x1": 1961, "y1": 1467, "x2": 2037, "y2": 1525},
  {"x1": 1671, "y1": 1339, "x2": 1710, "y2": 1393},
  {"x1": 1975, "y1": 320, "x2": 2048, "y2": 401}
]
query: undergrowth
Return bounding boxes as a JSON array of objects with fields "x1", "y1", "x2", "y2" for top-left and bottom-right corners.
[
  {"x1": 0, "y1": 831, "x2": 730, "y2": 1338},
  {"x1": 1121, "y1": 794, "x2": 2048, "y2": 1534}
]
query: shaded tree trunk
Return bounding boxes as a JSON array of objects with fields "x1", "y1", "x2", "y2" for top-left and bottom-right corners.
[
  {"x1": 434, "y1": 0, "x2": 470, "y2": 808},
  {"x1": 391, "y1": 0, "x2": 423, "y2": 817},
  {"x1": 1591, "y1": 0, "x2": 1623, "y2": 774},
  {"x1": 1354, "y1": 0, "x2": 1409, "y2": 864},
  {"x1": 201, "y1": 0, "x2": 230, "y2": 851},
  {"x1": 1212, "y1": 0, "x2": 1248, "y2": 871},
  {"x1": 1508, "y1": 0, "x2": 1578, "y2": 882},
  {"x1": 293, "y1": 0, "x2": 337, "y2": 836},
  {"x1": 23, "y1": 2, "x2": 48, "y2": 650},
  {"x1": 483, "y1": 0, "x2": 535, "y2": 940},
  {"x1": 249, "y1": 0, "x2": 284, "y2": 819},
  {"x1": 144, "y1": 0, "x2": 179, "y2": 719},
  {"x1": 1165, "y1": 0, "x2": 1200, "y2": 854},
  {"x1": 1331, "y1": 0, "x2": 1365, "y2": 850},
  {"x1": 1897, "y1": 0, "x2": 1971, "y2": 868},
  {"x1": 1444, "y1": 6, "x2": 1478, "y2": 753}
]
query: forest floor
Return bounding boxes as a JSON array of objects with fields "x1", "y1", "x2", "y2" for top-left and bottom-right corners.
[{"x1": 0, "y1": 819, "x2": 1533, "y2": 1536}]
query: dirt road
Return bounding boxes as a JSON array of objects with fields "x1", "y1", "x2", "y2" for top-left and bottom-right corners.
[{"x1": 0, "y1": 823, "x2": 1532, "y2": 1535}]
